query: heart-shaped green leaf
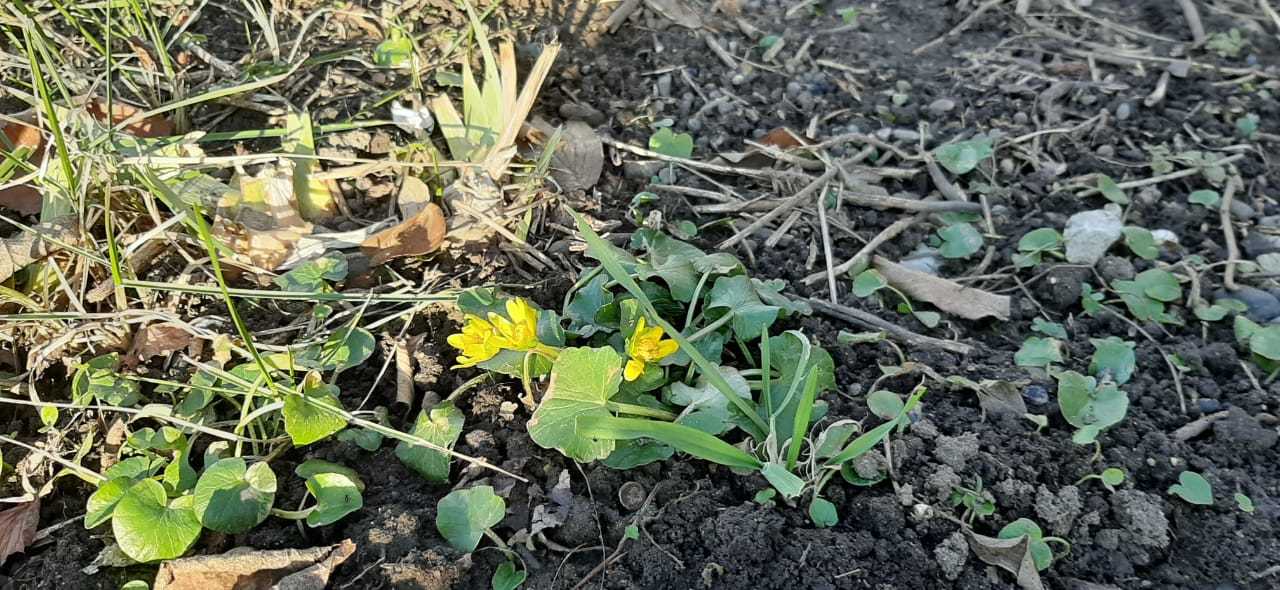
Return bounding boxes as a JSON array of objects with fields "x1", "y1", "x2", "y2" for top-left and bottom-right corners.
[
  {"x1": 851, "y1": 269, "x2": 887, "y2": 298},
  {"x1": 1097, "y1": 174, "x2": 1129, "y2": 204},
  {"x1": 436, "y1": 486, "x2": 506, "y2": 553},
  {"x1": 937, "y1": 222, "x2": 983, "y2": 258},
  {"x1": 1056, "y1": 370, "x2": 1128, "y2": 442},
  {"x1": 85, "y1": 477, "x2": 135, "y2": 529},
  {"x1": 298, "y1": 325, "x2": 375, "y2": 372},
  {"x1": 274, "y1": 254, "x2": 347, "y2": 293},
  {"x1": 1015, "y1": 337, "x2": 1062, "y2": 369},
  {"x1": 1089, "y1": 337, "x2": 1136, "y2": 384},
  {"x1": 1122, "y1": 227, "x2": 1158, "y2": 260},
  {"x1": 528, "y1": 347, "x2": 623, "y2": 462},
  {"x1": 866, "y1": 390, "x2": 904, "y2": 420},
  {"x1": 396, "y1": 402, "x2": 464, "y2": 483},
  {"x1": 933, "y1": 137, "x2": 993, "y2": 175},
  {"x1": 1168, "y1": 471, "x2": 1213, "y2": 505},
  {"x1": 808, "y1": 497, "x2": 838, "y2": 528},
  {"x1": 72, "y1": 354, "x2": 140, "y2": 407},
  {"x1": 997, "y1": 518, "x2": 1053, "y2": 571},
  {"x1": 192, "y1": 458, "x2": 277, "y2": 534},
  {"x1": 648, "y1": 128, "x2": 693, "y2": 159},
  {"x1": 373, "y1": 30, "x2": 414, "y2": 67},
  {"x1": 491, "y1": 560, "x2": 527, "y2": 590},
  {"x1": 1188, "y1": 189, "x2": 1220, "y2": 208},
  {"x1": 283, "y1": 372, "x2": 348, "y2": 446},
  {"x1": 112, "y1": 479, "x2": 202, "y2": 562},
  {"x1": 305, "y1": 472, "x2": 363, "y2": 527}
]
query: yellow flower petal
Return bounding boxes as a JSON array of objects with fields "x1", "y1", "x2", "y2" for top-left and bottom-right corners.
[
  {"x1": 655, "y1": 339, "x2": 679, "y2": 359},
  {"x1": 624, "y1": 359, "x2": 645, "y2": 381}
]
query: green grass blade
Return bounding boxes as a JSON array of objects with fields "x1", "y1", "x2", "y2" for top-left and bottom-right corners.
[
  {"x1": 576, "y1": 415, "x2": 762, "y2": 470},
  {"x1": 786, "y1": 370, "x2": 819, "y2": 471},
  {"x1": 825, "y1": 387, "x2": 926, "y2": 466},
  {"x1": 570, "y1": 209, "x2": 769, "y2": 434}
]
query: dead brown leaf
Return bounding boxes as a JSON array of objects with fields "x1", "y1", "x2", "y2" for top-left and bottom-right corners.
[
  {"x1": 361, "y1": 202, "x2": 446, "y2": 265},
  {"x1": 965, "y1": 531, "x2": 1045, "y2": 590},
  {"x1": 213, "y1": 173, "x2": 314, "y2": 270},
  {"x1": 0, "y1": 499, "x2": 41, "y2": 566},
  {"x1": 759, "y1": 127, "x2": 805, "y2": 149},
  {"x1": 86, "y1": 99, "x2": 175, "y2": 138},
  {"x1": 124, "y1": 323, "x2": 193, "y2": 369},
  {"x1": 873, "y1": 256, "x2": 1010, "y2": 321},
  {"x1": 396, "y1": 175, "x2": 433, "y2": 220},
  {"x1": 548, "y1": 120, "x2": 603, "y2": 192},
  {"x1": 0, "y1": 120, "x2": 46, "y2": 215},
  {"x1": 0, "y1": 216, "x2": 80, "y2": 283},
  {"x1": 154, "y1": 539, "x2": 356, "y2": 590}
]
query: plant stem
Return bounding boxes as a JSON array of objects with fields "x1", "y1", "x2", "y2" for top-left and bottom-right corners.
[
  {"x1": 687, "y1": 311, "x2": 734, "y2": 343},
  {"x1": 270, "y1": 507, "x2": 314, "y2": 520},
  {"x1": 607, "y1": 401, "x2": 676, "y2": 421}
]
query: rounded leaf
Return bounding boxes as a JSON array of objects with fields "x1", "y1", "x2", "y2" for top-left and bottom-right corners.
[
  {"x1": 192, "y1": 458, "x2": 277, "y2": 534},
  {"x1": 305, "y1": 472, "x2": 363, "y2": 527},
  {"x1": 436, "y1": 486, "x2": 506, "y2": 553},
  {"x1": 111, "y1": 479, "x2": 201, "y2": 562},
  {"x1": 1168, "y1": 471, "x2": 1213, "y2": 505},
  {"x1": 808, "y1": 497, "x2": 838, "y2": 528}
]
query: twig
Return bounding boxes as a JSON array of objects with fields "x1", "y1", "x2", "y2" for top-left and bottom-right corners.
[
  {"x1": 605, "y1": 0, "x2": 643, "y2": 32},
  {"x1": 816, "y1": 190, "x2": 839, "y2": 304},
  {"x1": 1261, "y1": 0, "x2": 1280, "y2": 33},
  {"x1": 1074, "y1": 154, "x2": 1246, "y2": 196},
  {"x1": 802, "y1": 212, "x2": 922, "y2": 285},
  {"x1": 601, "y1": 136, "x2": 801, "y2": 180},
  {"x1": 718, "y1": 167, "x2": 837, "y2": 249},
  {"x1": 1220, "y1": 176, "x2": 1242, "y2": 291},
  {"x1": 913, "y1": 0, "x2": 1007, "y2": 55},
  {"x1": 1175, "y1": 0, "x2": 1207, "y2": 44},
  {"x1": 807, "y1": 298, "x2": 974, "y2": 355}
]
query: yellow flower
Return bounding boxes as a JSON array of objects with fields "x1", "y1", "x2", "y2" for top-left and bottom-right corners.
[
  {"x1": 489, "y1": 298, "x2": 540, "y2": 351},
  {"x1": 447, "y1": 315, "x2": 503, "y2": 366},
  {"x1": 624, "y1": 317, "x2": 679, "y2": 381}
]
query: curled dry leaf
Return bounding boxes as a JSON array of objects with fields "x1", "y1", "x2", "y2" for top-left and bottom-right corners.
[
  {"x1": 0, "y1": 498, "x2": 41, "y2": 566},
  {"x1": 124, "y1": 323, "x2": 194, "y2": 369},
  {"x1": 396, "y1": 175, "x2": 433, "y2": 219},
  {"x1": 86, "y1": 99, "x2": 174, "y2": 138},
  {"x1": 0, "y1": 119, "x2": 46, "y2": 215},
  {"x1": 873, "y1": 256, "x2": 1010, "y2": 321},
  {"x1": 965, "y1": 530, "x2": 1045, "y2": 590},
  {"x1": 361, "y1": 202, "x2": 447, "y2": 265},
  {"x1": 213, "y1": 172, "x2": 315, "y2": 270},
  {"x1": 533, "y1": 119, "x2": 603, "y2": 192},
  {"x1": 153, "y1": 539, "x2": 356, "y2": 590},
  {"x1": 644, "y1": 0, "x2": 703, "y2": 28},
  {"x1": 0, "y1": 216, "x2": 79, "y2": 283}
]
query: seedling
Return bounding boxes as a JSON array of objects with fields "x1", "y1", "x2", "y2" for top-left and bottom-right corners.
[
  {"x1": 1030, "y1": 318, "x2": 1067, "y2": 339},
  {"x1": 1206, "y1": 29, "x2": 1247, "y2": 58},
  {"x1": 436, "y1": 485, "x2": 526, "y2": 589},
  {"x1": 1096, "y1": 174, "x2": 1129, "y2": 205},
  {"x1": 1111, "y1": 269, "x2": 1182, "y2": 324},
  {"x1": 933, "y1": 135, "x2": 993, "y2": 175},
  {"x1": 950, "y1": 477, "x2": 996, "y2": 524},
  {"x1": 1013, "y1": 227, "x2": 1064, "y2": 268},
  {"x1": 1168, "y1": 471, "x2": 1213, "y2": 505},
  {"x1": 1187, "y1": 189, "x2": 1220, "y2": 208},
  {"x1": 1235, "y1": 492, "x2": 1255, "y2": 514},
  {"x1": 1122, "y1": 227, "x2": 1157, "y2": 260},
  {"x1": 649, "y1": 127, "x2": 694, "y2": 159},
  {"x1": 1077, "y1": 467, "x2": 1126, "y2": 492},
  {"x1": 997, "y1": 518, "x2": 1070, "y2": 571},
  {"x1": 1089, "y1": 337, "x2": 1136, "y2": 385},
  {"x1": 1015, "y1": 336, "x2": 1063, "y2": 370},
  {"x1": 851, "y1": 268, "x2": 941, "y2": 328},
  {"x1": 1055, "y1": 370, "x2": 1129, "y2": 446},
  {"x1": 936, "y1": 221, "x2": 984, "y2": 259}
]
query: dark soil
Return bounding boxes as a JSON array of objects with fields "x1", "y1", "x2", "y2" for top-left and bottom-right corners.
[{"x1": 5, "y1": 0, "x2": 1280, "y2": 589}]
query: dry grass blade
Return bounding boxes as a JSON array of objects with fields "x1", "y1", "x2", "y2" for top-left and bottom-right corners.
[
  {"x1": 483, "y1": 42, "x2": 561, "y2": 178},
  {"x1": 873, "y1": 256, "x2": 1010, "y2": 321},
  {"x1": 0, "y1": 217, "x2": 79, "y2": 283}
]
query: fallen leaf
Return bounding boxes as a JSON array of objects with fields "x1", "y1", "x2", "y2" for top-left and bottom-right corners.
[
  {"x1": 213, "y1": 172, "x2": 314, "y2": 270},
  {"x1": 0, "y1": 499, "x2": 41, "y2": 566},
  {"x1": 549, "y1": 121, "x2": 603, "y2": 192},
  {"x1": 644, "y1": 0, "x2": 703, "y2": 28},
  {"x1": 976, "y1": 379, "x2": 1029, "y2": 419},
  {"x1": 873, "y1": 256, "x2": 1010, "y2": 321},
  {"x1": 125, "y1": 323, "x2": 193, "y2": 369},
  {"x1": 361, "y1": 202, "x2": 446, "y2": 265},
  {"x1": 153, "y1": 539, "x2": 355, "y2": 590},
  {"x1": 759, "y1": 127, "x2": 805, "y2": 149},
  {"x1": 0, "y1": 216, "x2": 80, "y2": 283},
  {"x1": 965, "y1": 531, "x2": 1045, "y2": 590},
  {"x1": 86, "y1": 99, "x2": 174, "y2": 138},
  {"x1": 0, "y1": 120, "x2": 46, "y2": 215},
  {"x1": 396, "y1": 175, "x2": 433, "y2": 219}
]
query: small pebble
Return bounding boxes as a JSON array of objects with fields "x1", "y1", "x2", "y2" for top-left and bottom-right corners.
[
  {"x1": 1197, "y1": 398, "x2": 1222, "y2": 414},
  {"x1": 1023, "y1": 385, "x2": 1050, "y2": 405},
  {"x1": 1116, "y1": 102, "x2": 1132, "y2": 120},
  {"x1": 928, "y1": 98, "x2": 956, "y2": 115}
]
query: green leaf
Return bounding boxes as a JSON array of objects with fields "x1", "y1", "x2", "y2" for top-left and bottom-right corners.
[
  {"x1": 295, "y1": 459, "x2": 364, "y2": 489},
  {"x1": 1235, "y1": 492, "x2": 1255, "y2": 513},
  {"x1": 1015, "y1": 337, "x2": 1063, "y2": 369},
  {"x1": 1122, "y1": 227, "x2": 1158, "y2": 260},
  {"x1": 298, "y1": 325, "x2": 375, "y2": 373},
  {"x1": 706, "y1": 275, "x2": 781, "y2": 341},
  {"x1": 933, "y1": 136, "x2": 993, "y2": 175},
  {"x1": 827, "y1": 388, "x2": 925, "y2": 465},
  {"x1": 765, "y1": 332, "x2": 835, "y2": 444},
  {"x1": 1089, "y1": 337, "x2": 1136, "y2": 384},
  {"x1": 912, "y1": 309, "x2": 941, "y2": 328},
  {"x1": 564, "y1": 272, "x2": 614, "y2": 337},
  {"x1": 305, "y1": 472, "x2": 363, "y2": 527},
  {"x1": 668, "y1": 366, "x2": 751, "y2": 435},
  {"x1": 1097, "y1": 174, "x2": 1129, "y2": 204},
  {"x1": 283, "y1": 374, "x2": 348, "y2": 446},
  {"x1": 578, "y1": 415, "x2": 762, "y2": 469},
  {"x1": 528, "y1": 347, "x2": 623, "y2": 462},
  {"x1": 273, "y1": 254, "x2": 347, "y2": 293},
  {"x1": 1101, "y1": 468, "x2": 1126, "y2": 487},
  {"x1": 192, "y1": 458, "x2": 276, "y2": 534},
  {"x1": 851, "y1": 269, "x2": 887, "y2": 297},
  {"x1": 1130, "y1": 269, "x2": 1181, "y2": 302},
  {"x1": 111, "y1": 479, "x2": 202, "y2": 562},
  {"x1": 814, "y1": 420, "x2": 860, "y2": 460},
  {"x1": 396, "y1": 403, "x2": 464, "y2": 483},
  {"x1": 634, "y1": 231, "x2": 711, "y2": 302},
  {"x1": 373, "y1": 29, "x2": 414, "y2": 67},
  {"x1": 648, "y1": 128, "x2": 693, "y2": 159},
  {"x1": 866, "y1": 390, "x2": 904, "y2": 420},
  {"x1": 1014, "y1": 228, "x2": 1062, "y2": 268},
  {"x1": 492, "y1": 561, "x2": 526, "y2": 590},
  {"x1": 1168, "y1": 471, "x2": 1213, "y2": 505},
  {"x1": 1056, "y1": 370, "x2": 1128, "y2": 441},
  {"x1": 72, "y1": 354, "x2": 140, "y2": 407},
  {"x1": 809, "y1": 497, "x2": 838, "y2": 528},
  {"x1": 760, "y1": 462, "x2": 804, "y2": 498},
  {"x1": 937, "y1": 222, "x2": 983, "y2": 258},
  {"x1": 753, "y1": 488, "x2": 777, "y2": 505},
  {"x1": 436, "y1": 486, "x2": 506, "y2": 553},
  {"x1": 1236, "y1": 113, "x2": 1259, "y2": 139},
  {"x1": 120, "y1": 581, "x2": 149, "y2": 590},
  {"x1": 85, "y1": 477, "x2": 135, "y2": 529},
  {"x1": 997, "y1": 518, "x2": 1053, "y2": 571},
  {"x1": 1249, "y1": 326, "x2": 1280, "y2": 360},
  {"x1": 1031, "y1": 318, "x2": 1067, "y2": 339},
  {"x1": 602, "y1": 439, "x2": 674, "y2": 469},
  {"x1": 1188, "y1": 190, "x2": 1220, "y2": 208}
]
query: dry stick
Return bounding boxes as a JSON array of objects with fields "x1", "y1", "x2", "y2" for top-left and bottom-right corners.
[
  {"x1": 719, "y1": 167, "x2": 838, "y2": 249},
  {"x1": 802, "y1": 212, "x2": 923, "y2": 285},
  {"x1": 1262, "y1": 0, "x2": 1280, "y2": 33},
  {"x1": 1098, "y1": 305, "x2": 1187, "y2": 414},
  {"x1": 604, "y1": 0, "x2": 643, "y2": 32},
  {"x1": 808, "y1": 299, "x2": 974, "y2": 355},
  {"x1": 913, "y1": 0, "x2": 1008, "y2": 55},
  {"x1": 1074, "y1": 153, "x2": 1246, "y2": 196},
  {"x1": 600, "y1": 136, "x2": 800, "y2": 180},
  {"x1": 816, "y1": 190, "x2": 839, "y2": 304},
  {"x1": 843, "y1": 191, "x2": 982, "y2": 213},
  {"x1": 1220, "y1": 176, "x2": 1243, "y2": 291},
  {"x1": 1175, "y1": 0, "x2": 1207, "y2": 44}
]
